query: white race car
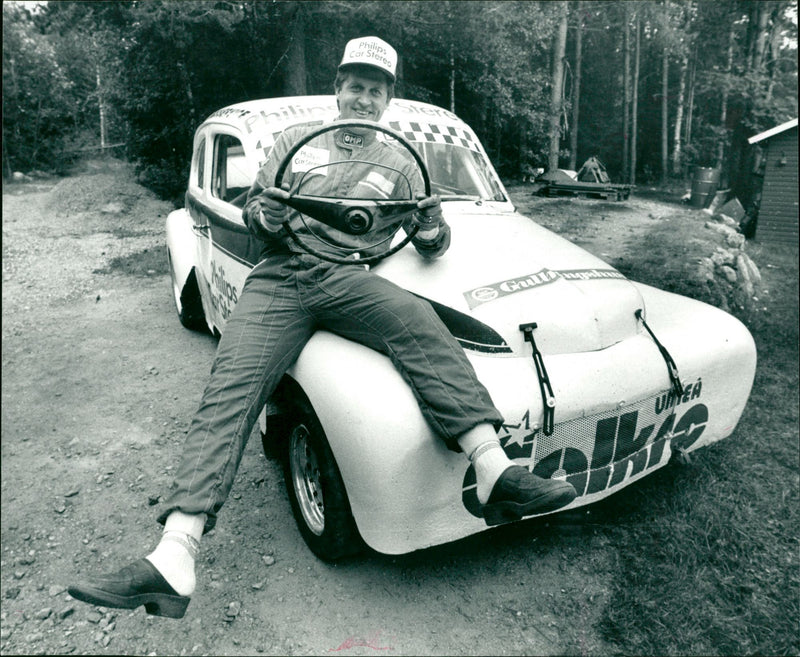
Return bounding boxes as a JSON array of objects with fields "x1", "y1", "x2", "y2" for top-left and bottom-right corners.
[{"x1": 166, "y1": 95, "x2": 756, "y2": 560}]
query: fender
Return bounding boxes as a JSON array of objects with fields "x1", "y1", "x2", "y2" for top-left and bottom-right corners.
[
  {"x1": 286, "y1": 331, "x2": 466, "y2": 554},
  {"x1": 166, "y1": 208, "x2": 198, "y2": 298}
]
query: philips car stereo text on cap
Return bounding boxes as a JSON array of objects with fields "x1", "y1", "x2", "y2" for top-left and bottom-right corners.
[{"x1": 338, "y1": 36, "x2": 397, "y2": 82}]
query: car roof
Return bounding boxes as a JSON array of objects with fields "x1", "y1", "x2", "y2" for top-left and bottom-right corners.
[{"x1": 200, "y1": 95, "x2": 483, "y2": 158}]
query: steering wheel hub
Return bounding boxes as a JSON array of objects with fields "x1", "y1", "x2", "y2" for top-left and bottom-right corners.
[{"x1": 345, "y1": 208, "x2": 372, "y2": 234}]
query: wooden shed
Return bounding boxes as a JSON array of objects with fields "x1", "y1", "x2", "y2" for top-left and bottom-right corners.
[{"x1": 747, "y1": 118, "x2": 798, "y2": 245}]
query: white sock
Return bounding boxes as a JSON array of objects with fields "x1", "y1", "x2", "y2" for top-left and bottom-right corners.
[
  {"x1": 457, "y1": 425, "x2": 514, "y2": 504},
  {"x1": 145, "y1": 511, "x2": 205, "y2": 597}
]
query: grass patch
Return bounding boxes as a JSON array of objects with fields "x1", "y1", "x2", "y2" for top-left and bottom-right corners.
[
  {"x1": 596, "y1": 231, "x2": 799, "y2": 654},
  {"x1": 94, "y1": 247, "x2": 169, "y2": 277},
  {"x1": 610, "y1": 211, "x2": 728, "y2": 308}
]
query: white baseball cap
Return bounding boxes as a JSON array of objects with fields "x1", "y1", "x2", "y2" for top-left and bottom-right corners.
[{"x1": 338, "y1": 36, "x2": 397, "y2": 82}]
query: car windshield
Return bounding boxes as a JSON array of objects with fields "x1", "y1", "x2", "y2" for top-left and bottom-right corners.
[
  {"x1": 414, "y1": 141, "x2": 506, "y2": 202},
  {"x1": 385, "y1": 120, "x2": 507, "y2": 202},
  {"x1": 253, "y1": 116, "x2": 508, "y2": 204}
]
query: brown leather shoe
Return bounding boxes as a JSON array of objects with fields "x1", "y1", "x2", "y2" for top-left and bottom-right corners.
[
  {"x1": 482, "y1": 465, "x2": 577, "y2": 526},
  {"x1": 68, "y1": 558, "x2": 190, "y2": 619}
]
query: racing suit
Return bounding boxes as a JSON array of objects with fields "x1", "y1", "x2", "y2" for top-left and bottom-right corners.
[{"x1": 159, "y1": 122, "x2": 504, "y2": 531}]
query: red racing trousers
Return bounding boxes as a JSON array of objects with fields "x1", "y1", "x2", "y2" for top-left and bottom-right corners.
[{"x1": 158, "y1": 252, "x2": 503, "y2": 531}]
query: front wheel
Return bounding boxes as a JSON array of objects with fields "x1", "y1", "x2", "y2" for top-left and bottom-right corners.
[
  {"x1": 168, "y1": 252, "x2": 206, "y2": 332},
  {"x1": 275, "y1": 386, "x2": 363, "y2": 560}
]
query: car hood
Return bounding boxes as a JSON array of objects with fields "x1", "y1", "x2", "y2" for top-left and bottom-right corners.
[{"x1": 374, "y1": 202, "x2": 644, "y2": 355}]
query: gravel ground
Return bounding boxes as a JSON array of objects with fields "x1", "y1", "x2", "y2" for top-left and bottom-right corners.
[
  {"x1": 2, "y1": 161, "x2": 618, "y2": 656},
  {"x1": 0, "y1": 161, "x2": 761, "y2": 656}
]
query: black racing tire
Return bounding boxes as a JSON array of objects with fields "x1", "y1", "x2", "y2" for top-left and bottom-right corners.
[
  {"x1": 269, "y1": 381, "x2": 364, "y2": 561},
  {"x1": 168, "y1": 252, "x2": 207, "y2": 332}
]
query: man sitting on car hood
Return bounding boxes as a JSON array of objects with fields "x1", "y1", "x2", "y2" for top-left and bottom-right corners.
[{"x1": 68, "y1": 35, "x2": 576, "y2": 620}]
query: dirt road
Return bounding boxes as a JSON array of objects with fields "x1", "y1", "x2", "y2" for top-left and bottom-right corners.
[{"x1": 2, "y1": 163, "x2": 632, "y2": 656}]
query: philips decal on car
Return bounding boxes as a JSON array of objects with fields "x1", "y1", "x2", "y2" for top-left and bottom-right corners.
[
  {"x1": 207, "y1": 259, "x2": 239, "y2": 321},
  {"x1": 240, "y1": 103, "x2": 337, "y2": 135}
]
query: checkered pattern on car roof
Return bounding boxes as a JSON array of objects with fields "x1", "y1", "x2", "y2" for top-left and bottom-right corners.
[{"x1": 388, "y1": 121, "x2": 481, "y2": 153}]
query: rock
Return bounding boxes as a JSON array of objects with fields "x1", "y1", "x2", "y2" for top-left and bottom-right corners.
[
  {"x1": 34, "y1": 608, "x2": 52, "y2": 621},
  {"x1": 737, "y1": 266, "x2": 755, "y2": 299},
  {"x1": 704, "y1": 221, "x2": 742, "y2": 247},
  {"x1": 718, "y1": 265, "x2": 738, "y2": 284},
  {"x1": 100, "y1": 202, "x2": 125, "y2": 214},
  {"x1": 262, "y1": 554, "x2": 275, "y2": 566},
  {"x1": 86, "y1": 611, "x2": 103, "y2": 624},
  {"x1": 737, "y1": 253, "x2": 762, "y2": 288},
  {"x1": 0, "y1": 627, "x2": 12, "y2": 640},
  {"x1": 224, "y1": 601, "x2": 241, "y2": 621},
  {"x1": 710, "y1": 247, "x2": 736, "y2": 268},
  {"x1": 49, "y1": 585, "x2": 66, "y2": 597},
  {"x1": 725, "y1": 231, "x2": 745, "y2": 249},
  {"x1": 64, "y1": 488, "x2": 80, "y2": 498},
  {"x1": 5, "y1": 587, "x2": 21, "y2": 599},
  {"x1": 712, "y1": 212, "x2": 740, "y2": 230},
  {"x1": 58, "y1": 606, "x2": 76, "y2": 620}
]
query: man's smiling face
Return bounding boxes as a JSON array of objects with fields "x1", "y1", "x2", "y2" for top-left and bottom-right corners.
[{"x1": 335, "y1": 69, "x2": 391, "y2": 125}]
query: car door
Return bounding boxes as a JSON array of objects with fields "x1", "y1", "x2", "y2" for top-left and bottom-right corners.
[
  {"x1": 199, "y1": 128, "x2": 262, "y2": 332},
  {"x1": 184, "y1": 130, "x2": 216, "y2": 327}
]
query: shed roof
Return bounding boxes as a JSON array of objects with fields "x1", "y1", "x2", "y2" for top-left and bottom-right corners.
[{"x1": 748, "y1": 118, "x2": 798, "y2": 144}]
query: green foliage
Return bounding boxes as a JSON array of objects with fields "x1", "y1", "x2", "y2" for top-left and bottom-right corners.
[
  {"x1": 2, "y1": 0, "x2": 797, "y2": 198},
  {"x1": 2, "y1": 3, "x2": 76, "y2": 174}
]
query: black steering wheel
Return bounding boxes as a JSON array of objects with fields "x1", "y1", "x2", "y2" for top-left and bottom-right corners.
[{"x1": 273, "y1": 119, "x2": 431, "y2": 265}]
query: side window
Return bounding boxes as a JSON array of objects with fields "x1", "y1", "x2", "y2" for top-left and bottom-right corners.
[
  {"x1": 212, "y1": 134, "x2": 251, "y2": 208},
  {"x1": 194, "y1": 137, "x2": 206, "y2": 189}
]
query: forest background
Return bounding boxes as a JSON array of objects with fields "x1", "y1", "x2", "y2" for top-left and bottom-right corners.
[{"x1": 3, "y1": 0, "x2": 797, "y2": 205}]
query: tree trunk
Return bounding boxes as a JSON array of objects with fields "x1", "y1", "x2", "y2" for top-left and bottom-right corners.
[
  {"x1": 175, "y1": 61, "x2": 196, "y2": 127},
  {"x1": 630, "y1": 11, "x2": 640, "y2": 185},
  {"x1": 671, "y1": 54, "x2": 687, "y2": 176},
  {"x1": 284, "y1": 6, "x2": 307, "y2": 95},
  {"x1": 752, "y1": 2, "x2": 770, "y2": 71},
  {"x1": 661, "y1": 50, "x2": 669, "y2": 185},
  {"x1": 622, "y1": 5, "x2": 631, "y2": 181},
  {"x1": 448, "y1": 1, "x2": 456, "y2": 113},
  {"x1": 548, "y1": 2, "x2": 568, "y2": 172},
  {"x1": 568, "y1": 1, "x2": 583, "y2": 170},
  {"x1": 717, "y1": 24, "x2": 735, "y2": 167},
  {"x1": 449, "y1": 43, "x2": 455, "y2": 113},
  {"x1": 684, "y1": 48, "x2": 696, "y2": 151},
  {"x1": 96, "y1": 63, "x2": 107, "y2": 150}
]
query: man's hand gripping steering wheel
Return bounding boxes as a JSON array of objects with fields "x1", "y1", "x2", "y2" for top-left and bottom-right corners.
[{"x1": 256, "y1": 120, "x2": 442, "y2": 266}]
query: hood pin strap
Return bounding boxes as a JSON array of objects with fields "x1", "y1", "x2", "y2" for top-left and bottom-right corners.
[
  {"x1": 519, "y1": 322, "x2": 555, "y2": 436},
  {"x1": 635, "y1": 309, "x2": 684, "y2": 399}
]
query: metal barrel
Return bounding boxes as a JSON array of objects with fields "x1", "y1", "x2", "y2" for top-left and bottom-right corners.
[{"x1": 690, "y1": 167, "x2": 721, "y2": 209}]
